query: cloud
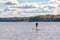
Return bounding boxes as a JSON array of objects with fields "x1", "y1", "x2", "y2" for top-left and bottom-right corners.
[
  {"x1": 0, "y1": 0, "x2": 60, "y2": 17},
  {"x1": 0, "y1": 0, "x2": 19, "y2": 5},
  {"x1": 5, "y1": 2, "x2": 58, "y2": 13}
]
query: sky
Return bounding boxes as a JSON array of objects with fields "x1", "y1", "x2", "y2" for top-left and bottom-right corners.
[
  {"x1": 0, "y1": 0, "x2": 60, "y2": 17},
  {"x1": 18, "y1": 0, "x2": 49, "y2": 3}
]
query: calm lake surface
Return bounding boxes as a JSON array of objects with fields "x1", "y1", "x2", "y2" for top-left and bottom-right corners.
[{"x1": 0, "y1": 22, "x2": 60, "y2": 40}]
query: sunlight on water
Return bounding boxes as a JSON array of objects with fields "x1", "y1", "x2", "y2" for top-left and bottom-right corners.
[{"x1": 0, "y1": 22, "x2": 60, "y2": 40}]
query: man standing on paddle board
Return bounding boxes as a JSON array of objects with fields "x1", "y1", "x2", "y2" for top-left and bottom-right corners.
[{"x1": 32, "y1": 22, "x2": 39, "y2": 31}]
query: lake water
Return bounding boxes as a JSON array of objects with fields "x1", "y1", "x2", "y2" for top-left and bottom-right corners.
[{"x1": 0, "y1": 22, "x2": 60, "y2": 40}]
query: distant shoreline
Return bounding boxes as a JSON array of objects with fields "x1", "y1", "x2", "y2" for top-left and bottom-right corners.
[{"x1": 0, "y1": 15, "x2": 60, "y2": 22}]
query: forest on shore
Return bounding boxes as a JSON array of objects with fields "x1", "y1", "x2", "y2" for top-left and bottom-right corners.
[{"x1": 0, "y1": 14, "x2": 60, "y2": 22}]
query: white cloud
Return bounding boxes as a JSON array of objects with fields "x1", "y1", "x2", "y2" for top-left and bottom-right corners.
[
  {"x1": 5, "y1": 2, "x2": 57, "y2": 13},
  {"x1": 0, "y1": 0, "x2": 60, "y2": 17}
]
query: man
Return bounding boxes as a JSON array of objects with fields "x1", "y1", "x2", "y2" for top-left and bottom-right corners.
[{"x1": 35, "y1": 22, "x2": 38, "y2": 31}]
